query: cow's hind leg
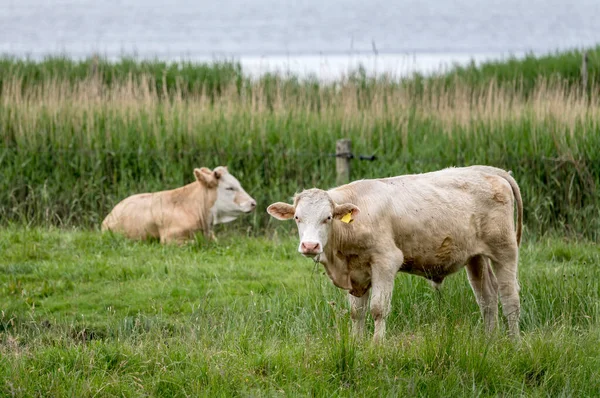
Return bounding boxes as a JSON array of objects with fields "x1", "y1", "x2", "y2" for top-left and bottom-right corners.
[
  {"x1": 490, "y1": 244, "x2": 520, "y2": 340},
  {"x1": 466, "y1": 255, "x2": 498, "y2": 333},
  {"x1": 348, "y1": 292, "x2": 369, "y2": 339}
]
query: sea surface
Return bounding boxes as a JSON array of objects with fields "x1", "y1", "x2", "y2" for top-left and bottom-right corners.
[{"x1": 1, "y1": 0, "x2": 599, "y2": 78}]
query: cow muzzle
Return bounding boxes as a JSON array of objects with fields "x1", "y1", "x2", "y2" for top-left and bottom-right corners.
[
  {"x1": 245, "y1": 200, "x2": 257, "y2": 213},
  {"x1": 237, "y1": 197, "x2": 256, "y2": 213},
  {"x1": 299, "y1": 241, "x2": 322, "y2": 256}
]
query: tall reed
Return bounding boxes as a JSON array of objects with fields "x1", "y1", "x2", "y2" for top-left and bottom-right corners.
[{"x1": 1, "y1": 57, "x2": 599, "y2": 239}]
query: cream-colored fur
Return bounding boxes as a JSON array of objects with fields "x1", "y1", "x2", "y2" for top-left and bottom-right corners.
[
  {"x1": 267, "y1": 165, "x2": 523, "y2": 342},
  {"x1": 102, "y1": 167, "x2": 221, "y2": 244}
]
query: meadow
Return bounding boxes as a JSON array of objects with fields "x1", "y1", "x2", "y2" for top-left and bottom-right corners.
[
  {"x1": 1, "y1": 48, "x2": 600, "y2": 396},
  {"x1": 0, "y1": 228, "x2": 599, "y2": 396}
]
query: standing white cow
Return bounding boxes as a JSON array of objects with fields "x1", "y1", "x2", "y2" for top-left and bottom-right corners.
[
  {"x1": 102, "y1": 166, "x2": 256, "y2": 244},
  {"x1": 267, "y1": 166, "x2": 523, "y2": 342}
]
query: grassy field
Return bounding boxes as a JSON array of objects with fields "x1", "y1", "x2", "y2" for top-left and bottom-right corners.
[
  {"x1": 0, "y1": 228, "x2": 599, "y2": 396},
  {"x1": 1, "y1": 51, "x2": 600, "y2": 238},
  {"x1": 1, "y1": 49, "x2": 600, "y2": 396}
]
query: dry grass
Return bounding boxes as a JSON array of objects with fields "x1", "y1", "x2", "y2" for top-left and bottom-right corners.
[
  {"x1": 1, "y1": 69, "x2": 599, "y2": 237},
  {"x1": 4, "y1": 73, "x2": 599, "y2": 127}
]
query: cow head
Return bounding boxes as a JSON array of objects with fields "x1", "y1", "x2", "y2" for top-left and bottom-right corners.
[
  {"x1": 210, "y1": 166, "x2": 257, "y2": 225},
  {"x1": 267, "y1": 188, "x2": 360, "y2": 258}
]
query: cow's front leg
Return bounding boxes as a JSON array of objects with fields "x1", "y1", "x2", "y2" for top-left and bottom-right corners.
[
  {"x1": 370, "y1": 264, "x2": 397, "y2": 343},
  {"x1": 160, "y1": 227, "x2": 191, "y2": 245},
  {"x1": 348, "y1": 292, "x2": 369, "y2": 339}
]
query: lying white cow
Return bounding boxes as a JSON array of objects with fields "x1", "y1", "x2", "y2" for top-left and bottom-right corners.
[
  {"x1": 267, "y1": 165, "x2": 523, "y2": 342},
  {"x1": 102, "y1": 166, "x2": 256, "y2": 244}
]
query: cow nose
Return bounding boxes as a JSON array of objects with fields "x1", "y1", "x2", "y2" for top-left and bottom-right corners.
[
  {"x1": 301, "y1": 241, "x2": 320, "y2": 254},
  {"x1": 245, "y1": 200, "x2": 256, "y2": 213}
]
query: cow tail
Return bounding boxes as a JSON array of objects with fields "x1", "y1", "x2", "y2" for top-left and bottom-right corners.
[{"x1": 503, "y1": 171, "x2": 523, "y2": 246}]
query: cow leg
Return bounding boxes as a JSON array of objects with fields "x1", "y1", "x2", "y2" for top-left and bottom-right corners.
[
  {"x1": 466, "y1": 255, "x2": 499, "y2": 333},
  {"x1": 160, "y1": 228, "x2": 189, "y2": 245},
  {"x1": 490, "y1": 245, "x2": 520, "y2": 340},
  {"x1": 370, "y1": 263, "x2": 397, "y2": 343},
  {"x1": 348, "y1": 292, "x2": 369, "y2": 339}
]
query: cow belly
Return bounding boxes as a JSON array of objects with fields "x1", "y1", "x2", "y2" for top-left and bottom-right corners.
[
  {"x1": 397, "y1": 234, "x2": 478, "y2": 282},
  {"x1": 119, "y1": 213, "x2": 159, "y2": 239},
  {"x1": 399, "y1": 256, "x2": 466, "y2": 283}
]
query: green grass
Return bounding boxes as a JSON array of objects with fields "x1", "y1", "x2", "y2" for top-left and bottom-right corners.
[
  {"x1": 1, "y1": 228, "x2": 599, "y2": 396},
  {"x1": 1, "y1": 76, "x2": 599, "y2": 239},
  {"x1": 0, "y1": 56, "x2": 243, "y2": 102},
  {"x1": 431, "y1": 46, "x2": 600, "y2": 96},
  {"x1": 3, "y1": 46, "x2": 600, "y2": 99},
  {"x1": 1, "y1": 49, "x2": 600, "y2": 239},
  {"x1": 2, "y1": 49, "x2": 599, "y2": 397}
]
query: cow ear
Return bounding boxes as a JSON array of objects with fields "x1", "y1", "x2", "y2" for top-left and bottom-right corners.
[
  {"x1": 213, "y1": 166, "x2": 227, "y2": 180},
  {"x1": 333, "y1": 203, "x2": 360, "y2": 223},
  {"x1": 194, "y1": 167, "x2": 217, "y2": 187},
  {"x1": 267, "y1": 202, "x2": 295, "y2": 220}
]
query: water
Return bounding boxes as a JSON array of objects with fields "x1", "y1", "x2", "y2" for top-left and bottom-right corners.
[{"x1": 1, "y1": 0, "x2": 599, "y2": 79}]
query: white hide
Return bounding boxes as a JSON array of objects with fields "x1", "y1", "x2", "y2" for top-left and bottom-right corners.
[{"x1": 211, "y1": 167, "x2": 256, "y2": 225}]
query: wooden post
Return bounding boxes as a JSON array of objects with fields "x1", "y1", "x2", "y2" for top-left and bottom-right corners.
[
  {"x1": 581, "y1": 51, "x2": 588, "y2": 94},
  {"x1": 336, "y1": 139, "x2": 351, "y2": 185}
]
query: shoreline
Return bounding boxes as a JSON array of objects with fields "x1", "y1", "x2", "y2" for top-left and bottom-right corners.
[{"x1": 0, "y1": 49, "x2": 541, "y2": 80}]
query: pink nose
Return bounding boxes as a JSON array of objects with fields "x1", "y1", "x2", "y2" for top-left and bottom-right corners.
[{"x1": 301, "y1": 241, "x2": 321, "y2": 253}]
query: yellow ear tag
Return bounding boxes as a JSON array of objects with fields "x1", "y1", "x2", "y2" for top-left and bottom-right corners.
[{"x1": 340, "y1": 212, "x2": 353, "y2": 224}]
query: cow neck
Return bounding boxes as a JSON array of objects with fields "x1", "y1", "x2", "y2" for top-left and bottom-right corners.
[
  {"x1": 317, "y1": 221, "x2": 356, "y2": 291},
  {"x1": 177, "y1": 181, "x2": 215, "y2": 230}
]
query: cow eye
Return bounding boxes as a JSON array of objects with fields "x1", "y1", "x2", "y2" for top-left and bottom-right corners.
[
  {"x1": 294, "y1": 215, "x2": 299, "y2": 222},
  {"x1": 324, "y1": 216, "x2": 332, "y2": 223},
  {"x1": 226, "y1": 187, "x2": 235, "y2": 191}
]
